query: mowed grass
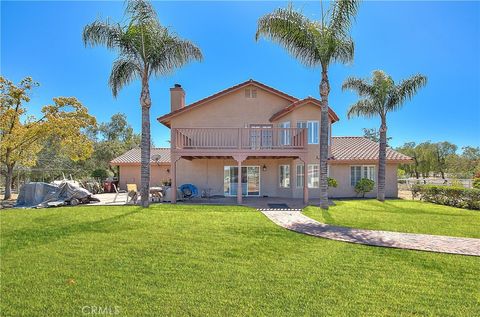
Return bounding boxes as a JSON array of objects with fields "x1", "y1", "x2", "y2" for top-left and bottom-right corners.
[
  {"x1": 304, "y1": 199, "x2": 480, "y2": 238},
  {"x1": 1, "y1": 204, "x2": 479, "y2": 316}
]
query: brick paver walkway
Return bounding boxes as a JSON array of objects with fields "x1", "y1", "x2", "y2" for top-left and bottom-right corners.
[{"x1": 260, "y1": 209, "x2": 480, "y2": 256}]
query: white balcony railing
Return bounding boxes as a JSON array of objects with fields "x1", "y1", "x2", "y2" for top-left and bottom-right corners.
[{"x1": 172, "y1": 127, "x2": 307, "y2": 151}]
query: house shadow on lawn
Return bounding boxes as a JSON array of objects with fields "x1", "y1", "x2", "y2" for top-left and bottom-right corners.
[{"x1": 1, "y1": 207, "x2": 142, "y2": 255}]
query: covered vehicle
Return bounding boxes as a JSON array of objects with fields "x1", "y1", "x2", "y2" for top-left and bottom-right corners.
[{"x1": 16, "y1": 181, "x2": 100, "y2": 208}]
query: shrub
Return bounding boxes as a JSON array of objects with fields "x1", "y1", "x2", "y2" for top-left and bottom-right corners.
[
  {"x1": 411, "y1": 184, "x2": 480, "y2": 210},
  {"x1": 328, "y1": 177, "x2": 338, "y2": 188},
  {"x1": 473, "y1": 178, "x2": 480, "y2": 190},
  {"x1": 91, "y1": 168, "x2": 113, "y2": 180},
  {"x1": 354, "y1": 178, "x2": 375, "y2": 198}
]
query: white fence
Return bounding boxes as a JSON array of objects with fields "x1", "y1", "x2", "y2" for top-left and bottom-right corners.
[{"x1": 398, "y1": 178, "x2": 474, "y2": 189}]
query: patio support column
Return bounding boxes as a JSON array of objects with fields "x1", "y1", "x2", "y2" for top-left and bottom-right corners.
[
  {"x1": 237, "y1": 160, "x2": 242, "y2": 204},
  {"x1": 300, "y1": 155, "x2": 308, "y2": 205},
  {"x1": 233, "y1": 155, "x2": 247, "y2": 205},
  {"x1": 171, "y1": 155, "x2": 181, "y2": 203}
]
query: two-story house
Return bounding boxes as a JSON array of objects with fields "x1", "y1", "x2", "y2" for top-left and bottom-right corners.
[{"x1": 140, "y1": 79, "x2": 411, "y2": 203}]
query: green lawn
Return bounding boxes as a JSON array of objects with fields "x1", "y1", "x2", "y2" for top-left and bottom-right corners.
[
  {"x1": 304, "y1": 199, "x2": 480, "y2": 238},
  {"x1": 1, "y1": 204, "x2": 479, "y2": 316}
]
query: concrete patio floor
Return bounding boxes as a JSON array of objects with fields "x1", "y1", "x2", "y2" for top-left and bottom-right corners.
[{"x1": 90, "y1": 193, "x2": 326, "y2": 210}]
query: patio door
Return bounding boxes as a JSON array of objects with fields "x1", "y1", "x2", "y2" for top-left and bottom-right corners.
[{"x1": 224, "y1": 166, "x2": 260, "y2": 196}]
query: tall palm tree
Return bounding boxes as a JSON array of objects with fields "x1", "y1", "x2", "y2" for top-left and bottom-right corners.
[
  {"x1": 256, "y1": 0, "x2": 359, "y2": 209},
  {"x1": 343, "y1": 70, "x2": 427, "y2": 201},
  {"x1": 83, "y1": 0, "x2": 203, "y2": 207}
]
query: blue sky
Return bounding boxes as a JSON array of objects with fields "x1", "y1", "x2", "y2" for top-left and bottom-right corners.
[{"x1": 2, "y1": 1, "x2": 479, "y2": 149}]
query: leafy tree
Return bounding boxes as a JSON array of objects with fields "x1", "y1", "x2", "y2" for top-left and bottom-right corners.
[
  {"x1": 396, "y1": 142, "x2": 420, "y2": 178},
  {"x1": 256, "y1": 0, "x2": 359, "y2": 209},
  {"x1": 89, "y1": 113, "x2": 141, "y2": 172},
  {"x1": 432, "y1": 141, "x2": 457, "y2": 179},
  {"x1": 0, "y1": 76, "x2": 96, "y2": 199},
  {"x1": 354, "y1": 178, "x2": 375, "y2": 198},
  {"x1": 343, "y1": 70, "x2": 427, "y2": 201},
  {"x1": 83, "y1": 0, "x2": 203, "y2": 207},
  {"x1": 362, "y1": 128, "x2": 391, "y2": 145},
  {"x1": 416, "y1": 141, "x2": 435, "y2": 178},
  {"x1": 33, "y1": 113, "x2": 140, "y2": 181}
]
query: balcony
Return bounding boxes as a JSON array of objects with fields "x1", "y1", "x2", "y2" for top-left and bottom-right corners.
[{"x1": 172, "y1": 127, "x2": 307, "y2": 158}]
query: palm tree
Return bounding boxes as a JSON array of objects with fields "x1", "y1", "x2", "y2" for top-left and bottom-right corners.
[
  {"x1": 256, "y1": 0, "x2": 359, "y2": 209},
  {"x1": 343, "y1": 70, "x2": 427, "y2": 201},
  {"x1": 83, "y1": 0, "x2": 203, "y2": 207}
]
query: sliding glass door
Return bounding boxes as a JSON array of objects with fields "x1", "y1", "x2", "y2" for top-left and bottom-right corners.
[{"x1": 224, "y1": 166, "x2": 260, "y2": 196}]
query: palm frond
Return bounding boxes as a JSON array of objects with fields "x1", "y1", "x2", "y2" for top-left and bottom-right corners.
[
  {"x1": 330, "y1": 0, "x2": 360, "y2": 37},
  {"x1": 346, "y1": 99, "x2": 378, "y2": 119},
  {"x1": 342, "y1": 76, "x2": 374, "y2": 97},
  {"x1": 109, "y1": 57, "x2": 141, "y2": 97},
  {"x1": 83, "y1": 20, "x2": 123, "y2": 49},
  {"x1": 387, "y1": 74, "x2": 427, "y2": 111},
  {"x1": 256, "y1": 6, "x2": 321, "y2": 67},
  {"x1": 148, "y1": 29, "x2": 203, "y2": 76},
  {"x1": 126, "y1": 0, "x2": 158, "y2": 25},
  {"x1": 330, "y1": 35, "x2": 354, "y2": 64}
]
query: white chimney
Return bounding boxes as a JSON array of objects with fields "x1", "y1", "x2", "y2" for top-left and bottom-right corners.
[{"x1": 170, "y1": 84, "x2": 185, "y2": 112}]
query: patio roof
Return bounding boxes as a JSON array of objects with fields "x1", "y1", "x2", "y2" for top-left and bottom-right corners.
[
  {"x1": 110, "y1": 148, "x2": 171, "y2": 166},
  {"x1": 330, "y1": 137, "x2": 413, "y2": 164}
]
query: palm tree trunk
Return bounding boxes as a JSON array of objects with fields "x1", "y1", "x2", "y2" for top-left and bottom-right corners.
[
  {"x1": 140, "y1": 75, "x2": 151, "y2": 207},
  {"x1": 319, "y1": 68, "x2": 330, "y2": 210},
  {"x1": 377, "y1": 120, "x2": 387, "y2": 202}
]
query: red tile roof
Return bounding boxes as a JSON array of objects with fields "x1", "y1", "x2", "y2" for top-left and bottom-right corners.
[
  {"x1": 157, "y1": 79, "x2": 299, "y2": 127},
  {"x1": 330, "y1": 137, "x2": 412, "y2": 163},
  {"x1": 269, "y1": 97, "x2": 340, "y2": 123},
  {"x1": 110, "y1": 148, "x2": 170, "y2": 165}
]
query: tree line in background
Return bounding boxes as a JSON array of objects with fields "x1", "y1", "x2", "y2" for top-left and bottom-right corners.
[
  {"x1": 0, "y1": 75, "x2": 141, "y2": 200},
  {"x1": 396, "y1": 141, "x2": 480, "y2": 179}
]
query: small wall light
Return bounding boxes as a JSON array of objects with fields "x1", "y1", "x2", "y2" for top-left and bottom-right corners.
[{"x1": 262, "y1": 164, "x2": 267, "y2": 172}]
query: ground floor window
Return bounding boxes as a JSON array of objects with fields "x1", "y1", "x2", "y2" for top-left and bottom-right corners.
[
  {"x1": 279, "y1": 165, "x2": 290, "y2": 188},
  {"x1": 224, "y1": 166, "x2": 260, "y2": 196},
  {"x1": 308, "y1": 164, "x2": 319, "y2": 188},
  {"x1": 350, "y1": 165, "x2": 376, "y2": 186},
  {"x1": 296, "y1": 164, "x2": 304, "y2": 188}
]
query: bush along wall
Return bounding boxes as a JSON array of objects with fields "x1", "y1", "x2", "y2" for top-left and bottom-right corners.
[{"x1": 411, "y1": 185, "x2": 480, "y2": 210}]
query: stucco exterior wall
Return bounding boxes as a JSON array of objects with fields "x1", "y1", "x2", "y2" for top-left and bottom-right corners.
[
  {"x1": 174, "y1": 158, "x2": 399, "y2": 199},
  {"x1": 176, "y1": 158, "x2": 295, "y2": 198},
  {"x1": 271, "y1": 102, "x2": 331, "y2": 162},
  {"x1": 327, "y1": 163, "x2": 398, "y2": 198},
  {"x1": 169, "y1": 86, "x2": 293, "y2": 128},
  {"x1": 118, "y1": 164, "x2": 170, "y2": 190}
]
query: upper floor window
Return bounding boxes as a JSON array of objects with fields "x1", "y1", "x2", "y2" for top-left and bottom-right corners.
[
  {"x1": 279, "y1": 121, "x2": 291, "y2": 145},
  {"x1": 245, "y1": 88, "x2": 257, "y2": 98},
  {"x1": 307, "y1": 121, "x2": 319, "y2": 144},
  {"x1": 350, "y1": 165, "x2": 376, "y2": 186}
]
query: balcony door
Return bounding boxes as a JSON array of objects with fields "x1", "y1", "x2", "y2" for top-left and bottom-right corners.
[
  {"x1": 224, "y1": 166, "x2": 260, "y2": 197},
  {"x1": 249, "y1": 124, "x2": 272, "y2": 149}
]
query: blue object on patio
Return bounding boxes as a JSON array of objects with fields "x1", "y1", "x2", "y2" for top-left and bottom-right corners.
[{"x1": 179, "y1": 184, "x2": 198, "y2": 198}]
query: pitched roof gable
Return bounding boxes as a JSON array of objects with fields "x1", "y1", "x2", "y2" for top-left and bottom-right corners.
[
  {"x1": 157, "y1": 79, "x2": 298, "y2": 127},
  {"x1": 269, "y1": 97, "x2": 340, "y2": 123}
]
